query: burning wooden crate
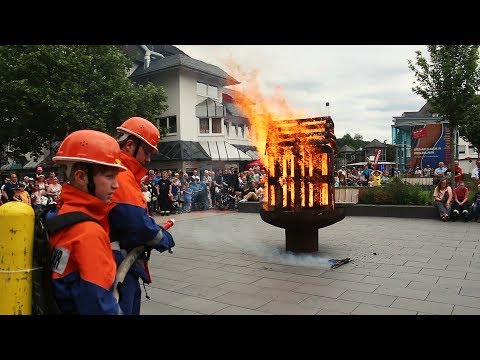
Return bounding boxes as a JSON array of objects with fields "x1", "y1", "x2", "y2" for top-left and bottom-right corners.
[{"x1": 260, "y1": 116, "x2": 345, "y2": 253}]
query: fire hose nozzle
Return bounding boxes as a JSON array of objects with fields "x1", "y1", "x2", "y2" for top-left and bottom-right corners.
[{"x1": 163, "y1": 219, "x2": 175, "y2": 230}]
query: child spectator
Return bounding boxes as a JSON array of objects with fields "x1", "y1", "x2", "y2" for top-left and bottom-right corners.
[
  {"x1": 18, "y1": 183, "x2": 31, "y2": 205},
  {"x1": 183, "y1": 183, "x2": 192, "y2": 213},
  {"x1": 11, "y1": 188, "x2": 22, "y2": 202},
  {"x1": 142, "y1": 185, "x2": 152, "y2": 214}
]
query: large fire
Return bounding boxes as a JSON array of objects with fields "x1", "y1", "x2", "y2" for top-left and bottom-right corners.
[{"x1": 227, "y1": 65, "x2": 336, "y2": 210}]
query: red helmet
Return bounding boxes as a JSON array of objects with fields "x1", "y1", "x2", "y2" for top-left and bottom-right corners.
[
  {"x1": 116, "y1": 117, "x2": 160, "y2": 154},
  {"x1": 53, "y1": 130, "x2": 127, "y2": 171}
]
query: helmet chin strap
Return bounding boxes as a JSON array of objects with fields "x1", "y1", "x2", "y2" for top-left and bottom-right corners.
[
  {"x1": 132, "y1": 138, "x2": 143, "y2": 159},
  {"x1": 86, "y1": 163, "x2": 95, "y2": 196}
]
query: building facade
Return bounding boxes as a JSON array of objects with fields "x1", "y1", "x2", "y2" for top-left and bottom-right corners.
[
  {"x1": 125, "y1": 45, "x2": 257, "y2": 175},
  {"x1": 392, "y1": 102, "x2": 478, "y2": 174}
]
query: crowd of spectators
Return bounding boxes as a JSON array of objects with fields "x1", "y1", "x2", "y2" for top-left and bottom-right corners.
[
  {"x1": 139, "y1": 165, "x2": 267, "y2": 214},
  {"x1": 0, "y1": 166, "x2": 62, "y2": 211}
]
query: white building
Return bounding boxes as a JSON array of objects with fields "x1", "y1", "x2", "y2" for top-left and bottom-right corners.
[{"x1": 124, "y1": 45, "x2": 257, "y2": 174}]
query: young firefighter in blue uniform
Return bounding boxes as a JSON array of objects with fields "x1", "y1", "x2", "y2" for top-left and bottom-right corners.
[
  {"x1": 49, "y1": 130, "x2": 127, "y2": 315},
  {"x1": 108, "y1": 116, "x2": 173, "y2": 315}
]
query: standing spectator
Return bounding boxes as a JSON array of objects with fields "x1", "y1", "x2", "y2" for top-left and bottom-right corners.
[
  {"x1": 30, "y1": 184, "x2": 44, "y2": 211},
  {"x1": 362, "y1": 164, "x2": 373, "y2": 186},
  {"x1": 46, "y1": 177, "x2": 62, "y2": 200},
  {"x1": 45, "y1": 171, "x2": 57, "y2": 186},
  {"x1": 471, "y1": 159, "x2": 480, "y2": 181},
  {"x1": 433, "y1": 177, "x2": 453, "y2": 221},
  {"x1": 36, "y1": 174, "x2": 47, "y2": 196},
  {"x1": 451, "y1": 181, "x2": 469, "y2": 222},
  {"x1": 35, "y1": 166, "x2": 44, "y2": 181},
  {"x1": 182, "y1": 182, "x2": 192, "y2": 212},
  {"x1": 453, "y1": 160, "x2": 463, "y2": 187},
  {"x1": 189, "y1": 169, "x2": 200, "y2": 182},
  {"x1": 108, "y1": 116, "x2": 173, "y2": 315},
  {"x1": 202, "y1": 169, "x2": 212, "y2": 209},
  {"x1": 3, "y1": 172, "x2": 19, "y2": 201},
  {"x1": 157, "y1": 170, "x2": 172, "y2": 216}
]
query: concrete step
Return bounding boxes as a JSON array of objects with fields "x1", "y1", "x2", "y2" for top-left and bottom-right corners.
[{"x1": 238, "y1": 201, "x2": 440, "y2": 219}]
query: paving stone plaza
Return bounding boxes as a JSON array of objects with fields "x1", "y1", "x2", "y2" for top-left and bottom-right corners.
[{"x1": 142, "y1": 211, "x2": 480, "y2": 315}]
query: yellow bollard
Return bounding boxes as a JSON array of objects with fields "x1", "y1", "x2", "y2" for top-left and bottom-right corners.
[{"x1": 0, "y1": 202, "x2": 35, "y2": 315}]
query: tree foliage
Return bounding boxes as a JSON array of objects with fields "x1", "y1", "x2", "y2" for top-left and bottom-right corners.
[
  {"x1": 337, "y1": 133, "x2": 366, "y2": 150},
  {"x1": 408, "y1": 45, "x2": 480, "y2": 186},
  {"x1": 460, "y1": 95, "x2": 480, "y2": 153},
  {"x1": 0, "y1": 45, "x2": 168, "y2": 163}
]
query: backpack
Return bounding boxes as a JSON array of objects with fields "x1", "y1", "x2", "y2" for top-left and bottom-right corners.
[{"x1": 32, "y1": 204, "x2": 98, "y2": 315}]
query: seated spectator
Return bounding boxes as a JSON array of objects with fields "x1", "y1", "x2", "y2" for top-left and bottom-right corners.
[
  {"x1": 240, "y1": 182, "x2": 263, "y2": 202},
  {"x1": 17, "y1": 183, "x2": 31, "y2": 205},
  {"x1": 451, "y1": 181, "x2": 469, "y2": 222},
  {"x1": 381, "y1": 170, "x2": 390, "y2": 185},
  {"x1": 370, "y1": 169, "x2": 383, "y2": 187},
  {"x1": 433, "y1": 177, "x2": 452, "y2": 221},
  {"x1": 471, "y1": 184, "x2": 480, "y2": 222},
  {"x1": 11, "y1": 188, "x2": 22, "y2": 202}
]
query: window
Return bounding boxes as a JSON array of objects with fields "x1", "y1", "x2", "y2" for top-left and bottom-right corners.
[
  {"x1": 458, "y1": 145, "x2": 466, "y2": 154},
  {"x1": 199, "y1": 118, "x2": 209, "y2": 134},
  {"x1": 207, "y1": 85, "x2": 218, "y2": 99},
  {"x1": 212, "y1": 118, "x2": 221, "y2": 133},
  {"x1": 199, "y1": 118, "x2": 223, "y2": 135},
  {"x1": 156, "y1": 116, "x2": 177, "y2": 135},
  {"x1": 238, "y1": 125, "x2": 245, "y2": 138},
  {"x1": 197, "y1": 82, "x2": 218, "y2": 99},
  {"x1": 197, "y1": 82, "x2": 207, "y2": 96}
]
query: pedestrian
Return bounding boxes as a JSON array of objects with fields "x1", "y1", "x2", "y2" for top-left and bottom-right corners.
[
  {"x1": 109, "y1": 116, "x2": 174, "y2": 315},
  {"x1": 48, "y1": 129, "x2": 127, "y2": 315}
]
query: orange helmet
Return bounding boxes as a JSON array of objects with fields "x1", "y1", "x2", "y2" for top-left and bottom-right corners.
[
  {"x1": 116, "y1": 117, "x2": 160, "y2": 154},
  {"x1": 53, "y1": 130, "x2": 127, "y2": 171}
]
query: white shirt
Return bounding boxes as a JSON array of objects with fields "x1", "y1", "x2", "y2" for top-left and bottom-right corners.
[
  {"x1": 471, "y1": 167, "x2": 480, "y2": 179},
  {"x1": 143, "y1": 190, "x2": 152, "y2": 202}
]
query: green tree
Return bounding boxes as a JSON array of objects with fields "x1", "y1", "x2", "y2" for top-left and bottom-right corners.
[
  {"x1": 0, "y1": 45, "x2": 168, "y2": 164},
  {"x1": 460, "y1": 95, "x2": 480, "y2": 154},
  {"x1": 408, "y1": 45, "x2": 480, "y2": 187},
  {"x1": 338, "y1": 133, "x2": 366, "y2": 150}
]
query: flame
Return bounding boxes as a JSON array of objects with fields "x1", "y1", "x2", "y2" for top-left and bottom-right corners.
[
  {"x1": 225, "y1": 61, "x2": 334, "y2": 210},
  {"x1": 225, "y1": 61, "x2": 316, "y2": 167}
]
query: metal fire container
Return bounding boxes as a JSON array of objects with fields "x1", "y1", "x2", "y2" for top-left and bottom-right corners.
[{"x1": 259, "y1": 116, "x2": 345, "y2": 253}]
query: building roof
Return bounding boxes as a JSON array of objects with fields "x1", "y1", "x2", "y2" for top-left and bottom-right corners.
[
  {"x1": 199, "y1": 141, "x2": 252, "y2": 161},
  {"x1": 152, "y1": 141, "x2": 211, "y2": 161},
  {"x1": 338, "y1": 145, "x2": 355, "y2": 153},
  {"x1": 364, "y1": 139, "x2": 387, "y2": 148},
  {"x1": 129, "y1": 54, "x2": 239, "y2": 85}
]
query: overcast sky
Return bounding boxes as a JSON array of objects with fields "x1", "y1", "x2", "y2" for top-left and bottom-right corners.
[{"x1": 175, "y1": 45, "x2": 429, "y2": 144}]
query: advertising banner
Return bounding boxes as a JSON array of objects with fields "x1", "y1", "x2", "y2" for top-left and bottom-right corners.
[{"x1": 411, "y1": 123, "x2": 451, "y2": 169}]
